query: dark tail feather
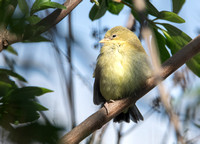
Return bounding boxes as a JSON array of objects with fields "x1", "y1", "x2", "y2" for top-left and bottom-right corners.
[
  {"x1": 113, "y1": 112, "x2": 130, "y2": 123},
  {"x1": 113, "y1": 105, "x2": 143, "y2": 123},
  {"x1": 129, "y1": 105, "x2": 143, "y2": 123}
]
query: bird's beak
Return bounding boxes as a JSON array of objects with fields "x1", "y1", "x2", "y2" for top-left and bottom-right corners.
[{"x1": 99, "y1": 38, "x2": 110, "y2": 43}]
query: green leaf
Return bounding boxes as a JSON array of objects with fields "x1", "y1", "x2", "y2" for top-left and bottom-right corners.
[
  {"x1": 33, "y1": 102, "x2": 48, "y2": 111},
  {"x1": 6, "y1": 86, "x2": 53, "y2": 101},
  {"x1": 146, "y1": 1, "x2": 159, "y2": 17},
  {"x1": 172, "y1": 0, "x2": 185, "y2": 14},
  {"x1": 160, "y1": 23, "x2": 200, "y2": 77},
  {"x1": 0, "y1": 81, "x2": 12, "y2": 97},
  {"x1": 153, "y1": 28, "x2": 170, "y2": 63},
  {"x1": 6, "y1": 46, "x2": 18, "y2": 56},
  {"x1": 0, "y1": 69, "x2": 27, "y2": 82},
  {"x1": 17, "y1": 0, "x2": 29, "y2": 15},
  {"x1": 9, "y1": 17, "x2": 27, "y2": 34},
  {"x1": 89, "y1": 0, "x2": 107, "y2": 21},
  {"x1": 0, "y1": 73, "x2": 17, "y2": 88},
  {"x1": 158, "y1": 11, "x2": 185, "y2": 23},
  {"x1": 8, "y1": 122, "x2": 64, "y2": 144},
  {"x1": 186, "y1": 56, "x2": 200, "y2": 77},
  {"x1": 26, "y1": 15, "x2": 41, "y2": 25},
  {"x1": 161, "y1": 23, "x2": 191, "y2": 48},
  {"x1": 11, "y1": 101, "x2": 41, "y2": 123},
  {"x1": 108, "y1": 1, "x2": 124, "y2": 15},
  {"x1": 30, "y1": 0, "x2": 66, "y2": 15}
]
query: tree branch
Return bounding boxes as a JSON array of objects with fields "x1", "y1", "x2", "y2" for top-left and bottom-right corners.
[
  {"x1": 0, "y1": 0, "x2": 82, "y2": 52},
  {"x1": 26, "y1": 0, "x2": 82, "y2": 38},
  {"x1": 59, "y1": 35, "x2": 200, "y2": 144}
]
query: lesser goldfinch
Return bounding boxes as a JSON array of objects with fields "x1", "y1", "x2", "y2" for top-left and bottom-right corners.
[{"x1": 93, "y1": 26, "x2": 151, "y2": 123}]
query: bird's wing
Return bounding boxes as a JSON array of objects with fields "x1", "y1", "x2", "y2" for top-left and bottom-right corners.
[{"x1": 93, "y1": 68, "x2": 105, "y2": 105}]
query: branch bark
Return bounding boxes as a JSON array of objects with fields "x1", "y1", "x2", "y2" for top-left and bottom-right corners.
[{"x1": 59, "y1": 35, "x2": 200, "y2": 144}]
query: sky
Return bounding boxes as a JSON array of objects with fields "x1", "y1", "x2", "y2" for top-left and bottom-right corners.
[{"x1": 1, "y1": 0, "x2": 200, "y2": 144}]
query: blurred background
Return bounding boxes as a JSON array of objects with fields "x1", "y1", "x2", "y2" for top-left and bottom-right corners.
[{"x1": 1, "y1": 0, "x2": 200, "y2": 144}]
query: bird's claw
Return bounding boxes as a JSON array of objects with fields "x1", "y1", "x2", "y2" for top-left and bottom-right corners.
[{"x1": 104, "y1": 99, "x2": 115, "y2": 115}]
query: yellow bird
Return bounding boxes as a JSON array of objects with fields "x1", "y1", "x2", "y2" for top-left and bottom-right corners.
[{"x1": 93, "y1": 26, "x2": 151, "y2": 122}]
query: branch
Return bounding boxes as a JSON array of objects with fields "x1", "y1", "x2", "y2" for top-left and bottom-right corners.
[
  {"x1": 142, "y1": 28, "x2": 185, "y2": 143},
  {"x1": 59, "y1": 35, "x2": 200, "y2": 144},
  {"x1": 0, "y1": 0, "x2": 82, "y2": 51},
  {"x1": 0, "y1": 29, "x2": 22, "y2": 52},
  {"x1": 27, "y1": 0, "x2": 82, "y2": 38}
]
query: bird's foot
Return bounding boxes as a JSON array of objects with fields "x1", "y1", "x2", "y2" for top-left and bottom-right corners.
[{"x1": 104, "y1": 99, "x2": 115, "y2": 115}]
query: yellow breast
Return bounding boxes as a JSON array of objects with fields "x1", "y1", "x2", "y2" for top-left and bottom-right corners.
[{"x1": 96, "y1": 43, "x2": 151, "y2": 101}]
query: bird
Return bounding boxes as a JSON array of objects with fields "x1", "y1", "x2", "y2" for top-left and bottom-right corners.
[{"x1": 93, "y1": 26, "x2": 151, "y2": 123}]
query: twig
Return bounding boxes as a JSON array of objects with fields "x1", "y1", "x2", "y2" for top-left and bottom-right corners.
[
  {"x1": 142, "y1": 27, "x2": 185, "y2": 144},
  {"x1": 88, "y1": 131, "x2": 96, "y2": 144},
  {"x1": 59, "y1": 35, "x2": 200, "y2": 144},
  {"x1": 186, "y1": 134, "x2": 200, "y2": 144},
  {"x1": 116, "y1": 123, "x2": 123, "y2": 144},
  {"x1": 66, "y1": 13, "x2": 76, "y2": 128},
  {"x1": 97, "y1": 123, "x2": 109, "y2": 144},
  {"x1": 161, "y1": 121, "x2": 171, "y2": 144}
]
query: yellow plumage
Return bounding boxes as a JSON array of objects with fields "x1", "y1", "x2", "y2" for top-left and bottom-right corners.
[{"x1": 93, "y1": 26, "x2": 151, "y2": 123}]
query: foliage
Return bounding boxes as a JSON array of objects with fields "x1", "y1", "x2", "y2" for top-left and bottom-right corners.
[
  {"x1": 0, "y1": 68, "x2": 63, "y2": 143},
  {"x1": 0, "y1": 0, "x2": 65, "y2": 43},
  {"x1": 0, "y1": 0, "x2": 66, "y2": 143},
  {"x1": 89, "y1": 0, "x2": 200, "y2": 77},
  {"x1": 8, "y1": 122, "x2": 64, "y2": 144},
  {"x1": 0, "y1": 68, "x2": 51, "y2": 126}
]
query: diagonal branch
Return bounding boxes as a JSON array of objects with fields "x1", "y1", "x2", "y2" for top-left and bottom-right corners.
[
  {"x1": 0, "y1": 0, "x2": 82, "y2": 52},
  {"x1": 59, "y1": 35, "x2": 200, "y2": 144},
  {"x1": 26, "y1": 0, "x2": 82, "y2": 39}
]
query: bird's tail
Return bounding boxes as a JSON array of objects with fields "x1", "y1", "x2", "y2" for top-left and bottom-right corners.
[{"x1": 113, "y1": 104, "x2": 143, "y2": 123}]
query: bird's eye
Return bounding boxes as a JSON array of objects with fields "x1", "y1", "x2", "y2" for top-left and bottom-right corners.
[{"x1": 112, "y1": 34, "x2": 116, "y2": 38}]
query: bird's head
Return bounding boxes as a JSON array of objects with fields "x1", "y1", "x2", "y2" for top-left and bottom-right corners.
[{"x1": 99, "y1": 26, "x2": 137, "y2": 44}]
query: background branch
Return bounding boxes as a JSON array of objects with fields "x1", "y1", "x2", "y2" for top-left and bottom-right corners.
[{"x1": 59, "y1": 35, "x2": 200, "y2": 144}]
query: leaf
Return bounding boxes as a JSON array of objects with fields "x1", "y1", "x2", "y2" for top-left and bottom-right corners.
[
  {"x1": 161, "y1": 23, "x2": 191, "y2": 48},
  {"x1": 186, "y1": 56, "x2": 200, "y2": 77},
  {"x1": 8, "y1": 122, "x2": 63, "y2": 144},
  {"x1": 153, "y1": 28, "x2": 170, "y2": 63},
  {"x1": 33, "y1": 102, "x2": 48, "y2": 111},
  {"x1": 0, "y1": 73, "x2": 17, "y2": 88},
  {"x1": 158, "y1": 11, "x2": 185, "y2": 23},
  {"x1": 26, "y1": 15, "x2": 41, "y2": 25},
  {"x1": 9, "y1": 17, "x2": 27, "y2": 34},
  {"x1": 160, "y1": 23, "x2": 200, "y2": 77},
  {"x1": 89, "y1": 0, "x2": 107, "y2": 21},
  {"x1": 31, "y1": 0, "x2": 66, "y2": 15},
  {"x1": 146, "y1": 1, "x2": 159, "y2": 17},
  {"x1": 108, "y1": 1, "x2": 124, "y2": 15},
  {"x1": 6, "y1": 86, "x2": 53, "y2": 101},
  {"x1": 172, "y1": 0, "x2": 185, "y2": 14},
  {"x1": 11, "y1": 101, "x2": 41, "y2": 123},
  {"x1": 17, "y1": 0, "x2": 29, "y2": 15},
  {"x1": 0, "y1": 69, "x2": 27, "y2": 82},
  {"x1": 0, "y1": 81, "x2": 12, "y2": 97},
  {"x1": 6, "y1": 46, "x2": 18, "y2": 56}
]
